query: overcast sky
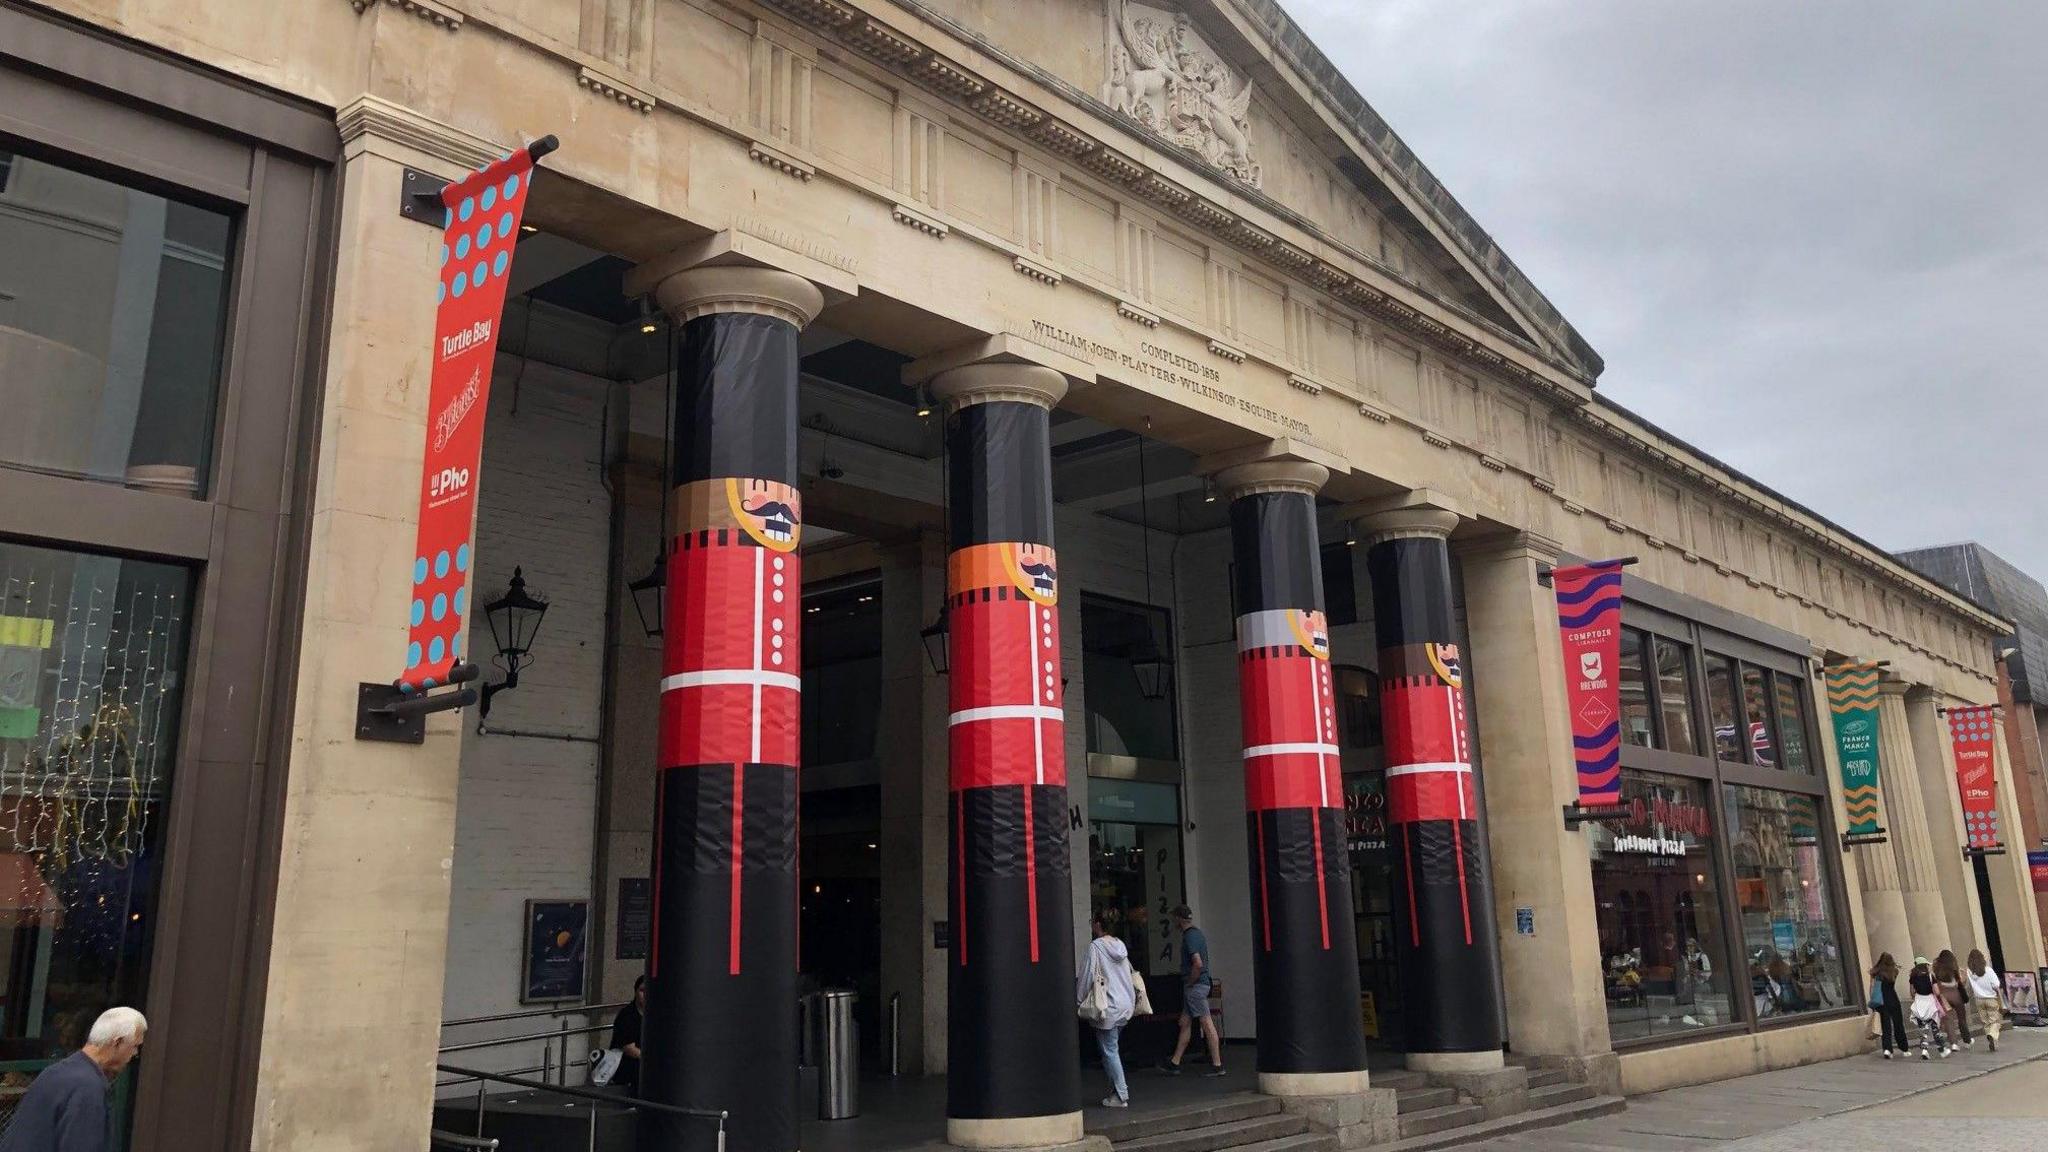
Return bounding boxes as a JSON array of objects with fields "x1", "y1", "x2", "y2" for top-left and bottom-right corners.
[{"x1": 1283, "y1": 1, "x2": 2048, "y2": 582}]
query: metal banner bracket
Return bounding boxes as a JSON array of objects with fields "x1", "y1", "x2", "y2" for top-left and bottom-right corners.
[
  {"x1": 1840, "y1": 829, "x2": 1890, "y2": 852},
  {"x1": 399, "y1": 167, "x2": 451, "y2": 225},
  {"x1": 1562, "y1": 803, "x2": 1630, "y2": 828},
  {"x1": 1964, "y1": 844, "x2": 2008, "y2": 858},
  {"x1": 355, "y1": 660, "x2": 481, "y2": 743}
]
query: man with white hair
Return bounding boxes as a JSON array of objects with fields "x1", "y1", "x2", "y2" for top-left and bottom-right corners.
[{"x1": 0, "y1": 1006, "x2": 146, "y2": 1152}]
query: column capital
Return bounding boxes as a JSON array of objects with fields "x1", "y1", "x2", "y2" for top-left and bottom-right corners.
[
  {"x1": 636, "y1": 264, "x2": 825, "y2": 328},
  {"x1": 1878, "y1": 676, "x2": 1914, "y2": 699},
  {"x1": 927, "y1": 362, "x2": 1068, "y2": 412},
  {"x1": 1343, "y1": 488, "x2": 1469, "y2": 546},
  {"x1": 1211, "y1": 459, "x2": 1328, "y2": 500}
]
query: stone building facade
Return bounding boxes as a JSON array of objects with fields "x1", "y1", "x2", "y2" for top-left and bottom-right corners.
[{"x1": 0, "y1": 1, "x2": 2039, "y2": 1150}]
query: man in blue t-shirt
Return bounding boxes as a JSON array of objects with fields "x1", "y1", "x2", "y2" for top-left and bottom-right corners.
[{"x1": 1161, "y1": 904, "x2": 1226, "y2": 1076}]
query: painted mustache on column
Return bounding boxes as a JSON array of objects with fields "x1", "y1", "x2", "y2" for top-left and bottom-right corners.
[{"x1": 742, "y1": 498, "x2": 799, "y2": 544}]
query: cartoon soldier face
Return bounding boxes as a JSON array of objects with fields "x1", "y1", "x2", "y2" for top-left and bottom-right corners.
[
  {"x1": 1427, "y1": 642, "x2": 1463, "y2": 689},
  {"x1": 725, "y1": 478, "x2": 801, "y2": 552},
  {"x1": 1003, "y1": 542, "x2": 1059, "y2": 606},
  {"x1": 1287, "y1": 608, "x2": 1331, "y2": 660}
]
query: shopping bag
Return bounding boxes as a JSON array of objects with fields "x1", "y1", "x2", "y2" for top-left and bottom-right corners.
[{"x1": 1129, "y1": 963, "x2": 1154, "y2": 1017}]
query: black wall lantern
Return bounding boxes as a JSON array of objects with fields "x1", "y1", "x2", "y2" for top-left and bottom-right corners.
[
  {"x1": 920, "y1": 604, "x2": 950, "y2": 675},
  {"x1": 629, "y1": 552, "x2": 665, "y2": 638},
  {"x1": 1131, "y1": 640, "x2": 1172, "y2": 701},
  {"x1": 480, "y1": 566, "x2": 549, "y2": 720}
]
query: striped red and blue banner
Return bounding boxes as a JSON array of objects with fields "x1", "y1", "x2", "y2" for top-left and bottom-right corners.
[{"x1": 1554, "y1": 560, "x2": 1627, "y2": 806}]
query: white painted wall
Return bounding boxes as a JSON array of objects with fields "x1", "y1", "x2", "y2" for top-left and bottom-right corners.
[{"x1": 439, "y1": 355, "x2": 613, "y2": 1083}]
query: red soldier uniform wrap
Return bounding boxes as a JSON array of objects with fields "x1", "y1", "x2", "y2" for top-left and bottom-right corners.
[
  {"x1": 1229, "y1": 489, "x2": 1367, "y2": 1078},
  {"x1": 658, "y1": 530, "x2": 802, "y2": 775}
]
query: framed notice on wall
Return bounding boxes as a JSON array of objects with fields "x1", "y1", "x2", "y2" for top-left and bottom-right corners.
[
  {"x1": 616, "y1": 878, "x2": 652, "y2": 961},
  {"x1": 522, "y1": 899, "x2": 589, "y2": 1003}
]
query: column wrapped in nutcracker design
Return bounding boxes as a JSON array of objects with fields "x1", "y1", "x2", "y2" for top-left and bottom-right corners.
[
  {"x1": 1218, "y1": 461, "x2": 1369, "y2": 1092},
  {"x1": 1360, "y1": 505, "x2": 1504, "y2": 1067},
  {"x1": 639, "y1": 267, "x2": 821, "y2": 1152},
  {"x1": 932, "y1": 363, "x2": 1082, "y2": 1145}
]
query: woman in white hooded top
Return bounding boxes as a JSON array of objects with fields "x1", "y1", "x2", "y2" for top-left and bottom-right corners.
[{"x1": 1078, "y1": 918, "x2": 1139, "y2": 1107}]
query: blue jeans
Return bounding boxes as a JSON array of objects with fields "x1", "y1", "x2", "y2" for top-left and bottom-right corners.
[{"x1": 1095, "y1": 1025, "x2": 1128, "y2": 1101}]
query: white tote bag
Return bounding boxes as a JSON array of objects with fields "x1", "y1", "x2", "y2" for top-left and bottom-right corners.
[
  {"x1": 1129, "y1": 962, "x2": 1153, "y2": 1017},
  {"x1": 590, "y1": 1047, "x2": 624, "y2": 1087}
]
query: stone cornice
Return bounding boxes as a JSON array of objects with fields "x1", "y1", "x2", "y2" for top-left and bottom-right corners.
[
  {"x1": 334, "y1": 93, "x2": 504, "y2": 171},
  {"x1": 752, "y1": 0, "x2": 1592, "y2": 403},
  {"x1": 349, "y1": 0, "x2": 465, "y2": 29}
]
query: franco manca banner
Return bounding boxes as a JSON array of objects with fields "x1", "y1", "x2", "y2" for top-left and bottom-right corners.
[
  {"x1": 397, "y1": 138, "x2": 555, "y2": 692},
  {"x1": 1552, "y1": 559, "x2": 1627, "y2": 807},
  {"x1": 1825, "y1": 662, "x2": 1884, "y2": 835}
]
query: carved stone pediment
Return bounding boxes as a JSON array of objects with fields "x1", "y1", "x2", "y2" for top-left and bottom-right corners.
[{"x1": 1104, "y1": 1, "x2": 1260, "y2": 188}]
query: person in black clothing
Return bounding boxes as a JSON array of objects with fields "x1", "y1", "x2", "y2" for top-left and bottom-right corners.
[
  {"x1": 610, "y1": 975, "x2": 647, "y2": 1091},
  {"x1": 1869, "y1": 953, "x2": 1907, "y2": 1059}
]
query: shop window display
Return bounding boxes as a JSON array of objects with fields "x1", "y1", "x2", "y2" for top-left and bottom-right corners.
[
  {"x1": 1591, "y1": 770, "x2": 1734, "y2": 1041},
  {"x1": 1740, "y1": 664, "x2": 1778, "y2": 767},
  {"x1": 1724, "y1": 785, "x2": 1847, "y2": 1019}
]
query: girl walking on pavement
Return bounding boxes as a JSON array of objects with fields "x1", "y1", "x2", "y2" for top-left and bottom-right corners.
[
  {"x1": 1966, "y1": 949, "x2": 2003, "y2": 1052},
  {"x1": 1078, "y1": 917, "x2": 1139, "y2": 1108},
  {"x1": 1933, "y1": 949, "x2": 1971, "y2": 1049},
  {"x1": 1908, "y1": 956, "x2": 1951, "y2": 1060},
  {"x1": 1870, "y1": 953, "x2": 1908, "y2": 1059}
]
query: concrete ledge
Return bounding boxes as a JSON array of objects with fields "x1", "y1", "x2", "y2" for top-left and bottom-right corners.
[
  {"x1": 947, "y1": 1112, "x2": 1088, "y2": 1150},
  {"x1": 1276, "y1": 1086, "x2": 1399, "y2": 1149},
  {"x1": 1524, "y1": 1051, "x2": 1621, "y2": 1097},
  {"x1": 1419, "y1": 1064, "x2": 1527, "y2": 1120},
  {"x1": 1258, "y1": 1069, "x2": 1372, "y2": 1097},
  {"x1": 1618, "y1": 1013, "x2": 1866, "y2": 1096}
]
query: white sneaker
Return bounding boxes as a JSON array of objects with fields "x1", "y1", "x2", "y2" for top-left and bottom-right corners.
[
  {"x1": 1940, "y1": 1047, "x2": 1953, "y2": 1058},
  {"x1": 1882, "y1": 1050, "x2": 1893, "y2": 1059},
  {"x1": 1102, "y1": 1096, "x2": 1129, "y2": 1109}
]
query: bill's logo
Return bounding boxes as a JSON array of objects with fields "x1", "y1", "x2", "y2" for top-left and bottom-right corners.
[
  {"x1": 726, "y1": 478, "x2": 801, "y2": 552},
  {"x1": 441, "y1": 319, "x2": 493, "y2": 361},
  {"x1": 1428, "y1": 643, "x2": 1463, "y2": 689},
  {"x1": 1287, "y1": 609, "x2": 1331, "y2": 659},
  {"x1": 432, "y1": 368, "x2": 483, "y2": 452}
]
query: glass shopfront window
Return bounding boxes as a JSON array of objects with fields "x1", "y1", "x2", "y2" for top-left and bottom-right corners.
[
  {"x1": 0, "y1": 148, "x2": 233, "y2": 496},
  {"x1": 1591, "y1": 770, "x2": 1734, "y2": 1041},
  {"x1": 1740, "y1": 664, "x2": 1778, "y2": 767},
  {"x1": 1655, "y1": 639, "x2": 1699, "y2": 756},
  {"x1": 1706, "y1": 654, "x2": 1742, "y2": 762},
  {"x1": 1724, "y1": 785, "x2": 1847, "y2": 1019},
  {"x1": 1081, "y1": 597, "x2": 1176, "y2": 762},
  {"x1": 0, "y1": 542, "x2": 188, "y2": 1060},
  {"x1": 1087, "y1": 779, "x2": 1185, "y2": 981},
  {"x1": 1619, "y1": 629, "x2": 1652, "y2": 747},
  {"x1": 1774, "y1": 676, "x2": 1813, "y2": 775}
]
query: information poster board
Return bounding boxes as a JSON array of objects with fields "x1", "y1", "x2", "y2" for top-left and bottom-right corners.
[{"x1": 523, "y1": 899, "x2": 589, "y2": 1003}]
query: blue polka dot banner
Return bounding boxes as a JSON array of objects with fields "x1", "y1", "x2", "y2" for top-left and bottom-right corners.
[
  {"x1": 1945, "y1": 703, "x2": 2003, "y2": 851},
  {"x1": 398, "y1": 135, "x2": 557, "y2": 693}
]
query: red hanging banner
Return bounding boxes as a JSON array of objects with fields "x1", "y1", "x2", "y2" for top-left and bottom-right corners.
[
  {"x1": 1553, "y1": 560, "x2": 1627, "y2": 807},
  {"x1": 1946, "y1": 704, "x2": 2002, "y2": 850},
  {"x1": 397, "y1": 138, "x2": 556, "y2": 692}
]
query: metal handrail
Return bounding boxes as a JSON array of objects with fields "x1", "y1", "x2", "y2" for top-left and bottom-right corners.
[
  {"x1": 436, "y1": 1063, "x2": 727, "y2": 1152},
  {"x1": 442, "y1": 1001, "x2": 626, "y2": 1029},
  {"x1": 429, "y1": 1130, "x2": 499, "y2": 1151},
  {"x1": 438, "y1": 1022, "x2": 612, "y2": 1055}
]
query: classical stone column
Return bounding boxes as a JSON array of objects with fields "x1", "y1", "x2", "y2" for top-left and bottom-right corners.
[
  {"x1": 632, "y1": 262, "x2": 822, "y2": 1152},
  {"x1": 1877, "y1": 678, "x2": 1949, "y2": 958},
  {"x1": 929, "y1": 362, "x2": 1083, "y2": 1150},
  {"x1": 1354, "y1": 494, "x2": 1506, "y2": 1076},
  {"x1": 1905, "y1": 689, "x2": 1988, "y2": 954},
  {"x1": 1212, "y1": 459, "x2": 1370, "y2": 1098},
  {"x1": 1451, "y1": 527, "x2": 1615, "y2": 1096},
  {"x1": 1981, "y1": 711, "x2": 2048, "y2": 971},
  {"x1": 1825, "y1": 662, "x2": 1912, "y2": 969}
]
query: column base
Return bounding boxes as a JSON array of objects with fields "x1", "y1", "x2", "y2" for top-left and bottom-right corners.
[
  {"x1": 1415, "y1": 1063, "x2": 1527, "y2": 1121},
  {"x1": 1403, "y1": 1049, "x2": 1503, "y2": 1074},
  {"x1": 947, "y1": 1113, "x2": 1088, "y2": 1150},
  {"x1": 1275, "y1": 1088, "x2": 1399, "y2": 1149},
  {"x1": 1258, "y1": 1069, "x2": 1372, "y2": 1097}
]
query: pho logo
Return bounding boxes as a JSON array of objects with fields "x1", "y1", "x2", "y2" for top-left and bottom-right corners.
[{"x1": 430, "y1": 466, "x2": 471, "y2": 498}]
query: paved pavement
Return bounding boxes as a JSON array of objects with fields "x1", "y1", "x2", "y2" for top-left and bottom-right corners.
[{"x1": 1463, "y1": 1025, "x2": 2048, "y2": 1152}]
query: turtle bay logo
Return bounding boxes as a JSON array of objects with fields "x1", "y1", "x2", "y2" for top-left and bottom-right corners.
[
  {"x1": 432, "y1": 367, "x2": 483, "y2": 453},
  {"x1": 441, "y1": 319, "x2": 493, "y2": 362}
]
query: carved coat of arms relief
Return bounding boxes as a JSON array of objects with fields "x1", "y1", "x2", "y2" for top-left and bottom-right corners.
[{"x1": 1104, "y1": 0, "x2": 1261, "y2": 188}]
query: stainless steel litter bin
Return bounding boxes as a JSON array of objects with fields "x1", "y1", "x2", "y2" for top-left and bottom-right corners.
[{"x1": 808, "y1": 989, "x2": 859, "y2": 1119}]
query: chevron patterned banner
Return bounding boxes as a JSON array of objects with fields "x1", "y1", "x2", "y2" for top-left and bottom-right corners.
[
  {"x1": 1825, "y1": 662, "x2": 1885, "y2": 835},
  {"x1": 1553, "y1": 560, "x2": 1627, "y2": 806}
]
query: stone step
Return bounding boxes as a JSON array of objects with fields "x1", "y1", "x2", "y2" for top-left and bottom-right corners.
[
  {"x1": 1224, "y1": 1132, "x2": 1338, "y2": 1152},
  {"x1": 1396, "y1": 1103, "x2": 1486, "y2": 1140},
  {"x1": 1523, "y1": 1067, "x2": 1571, "y2": 1089},
  {"x1": 1095, "y1": 1095, "x2": 1280, "y2": 1144},
  {"x1": 1373, "y1": 1094, "x2": 1627, "y2": 1152},
  {"x1": 1527, "y1": 1081, "x2": 1597, "y2": 1109},
  {"x1": 1394, "y1": 1086, "x2": 1458, "y2": 1114},
  {"x1": 1114, "y1": 1113, "x2": 1309, "y2": 1152},
  {"x1": 1371, "y1": 1069, "x2": 1428, "y2": 1091}
]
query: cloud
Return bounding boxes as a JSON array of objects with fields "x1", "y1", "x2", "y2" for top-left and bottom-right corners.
[{"x1": 1284, "y1": 0, "x2": 2048, "y2": 580}]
